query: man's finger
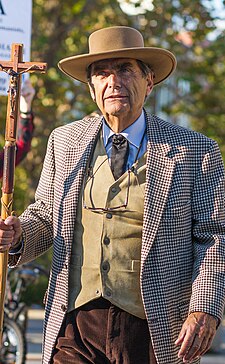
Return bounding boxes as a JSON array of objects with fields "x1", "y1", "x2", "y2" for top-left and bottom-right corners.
[
  {"x1": 0, "y1": 230, "x2": 14, "y2": 238},
  {"x1": 201, "y1": 334, "x2": 215, "y2": 356},
  {"x1": 182, "y1": 335, "x2": 203, "y2": 361},
  {"x1": 0, "y1": 222, "x2": 13, "y2": 231},
  {"x1": 4, "y1": 215, "x2": 18, "y2": 225},
  {"x1": 175, "y1": 329, "x2": 186, "y2": 345},
  {"x1": 178, "y1": 329, "x2": 195, "y2": 359},
  {"x1": 0, "y1": 242, "x2": 12, "y2": 251},
  {"x1": 195, "y1": 336, "x2": 210, "y2": 357}
]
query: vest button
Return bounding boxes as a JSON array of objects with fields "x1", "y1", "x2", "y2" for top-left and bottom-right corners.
[
  {"x1": 103, "y1": 236, "x2": 110, "y2": 245},
  {"x1": 106, "y1": 212, "x2": 112, "y2": 219},
  {"x1": 61, "y1": 304, "x2": 67, "y2": 312},
  {"x1": 102, "y1": 261, "x2": 110, "y2": 272},
  {"x1": 106, "y1": 289, "x2": 112, "y2": 297},
  {"x1": 111, "y1": 187, "x2": 117, "y2": 193}
]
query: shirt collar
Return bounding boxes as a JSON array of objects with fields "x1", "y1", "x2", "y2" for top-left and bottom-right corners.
[{"x1": 103, "y1": 109, "x2": 146, "y2": 149}]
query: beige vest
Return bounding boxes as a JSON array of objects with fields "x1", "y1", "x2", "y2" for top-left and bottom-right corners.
[{"x1": 68, "y1": 132, "x2": 146, "y2": 319}]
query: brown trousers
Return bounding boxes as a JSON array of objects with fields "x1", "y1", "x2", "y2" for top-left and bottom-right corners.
[{"x1": 52, "y1": 298, "x2": 156, "y2": 364}]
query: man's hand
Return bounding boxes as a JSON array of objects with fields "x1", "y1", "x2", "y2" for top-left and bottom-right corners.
[
  {"x1": 175, "y1": 312, "x2": 217, "y2": 363},
  {"x1": 0, "y1": 216, "x2": 22, "y2": 251}
]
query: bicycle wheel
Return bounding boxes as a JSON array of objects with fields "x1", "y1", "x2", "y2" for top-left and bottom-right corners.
[{"x1": 1, "y1": 316, "x2": 27, "y2": 364}]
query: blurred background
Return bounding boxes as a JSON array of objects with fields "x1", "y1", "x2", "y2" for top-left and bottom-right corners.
[{"x1": 0, "y1": 0, "x2": 225, "y2": 306}]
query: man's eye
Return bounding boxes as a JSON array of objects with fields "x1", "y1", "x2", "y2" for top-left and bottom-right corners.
[
  {"x1": 119, "y1": 67, "x2": 132, "y2": 74},
  {"x1": 96, "y1": 70, "x2": 108, "y2": 77}
]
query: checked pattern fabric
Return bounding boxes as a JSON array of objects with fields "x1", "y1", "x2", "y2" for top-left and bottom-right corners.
[{"x1": 8, "y1": 111, "x2": 225, "y2": 364}]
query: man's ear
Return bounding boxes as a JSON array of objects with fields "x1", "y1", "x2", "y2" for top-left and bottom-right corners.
[
  {"x1": 88, "y1": 83, "x2": 96, "y2": 102},
  {"x1": 146, "y1": 74, "x2": 154, "y2": 97}
]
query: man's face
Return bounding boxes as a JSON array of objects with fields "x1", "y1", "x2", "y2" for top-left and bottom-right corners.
[{"x1": 89, "y1": 58, "x2": 153, "y2": 121}]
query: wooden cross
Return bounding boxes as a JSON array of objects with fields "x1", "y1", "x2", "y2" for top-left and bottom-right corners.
[
  {"x1": 0, "y1": 43, "x2": 47, "y2": 141},
  {"x1": 0, "y1": 43, "x2": 47, "y2": 345}
]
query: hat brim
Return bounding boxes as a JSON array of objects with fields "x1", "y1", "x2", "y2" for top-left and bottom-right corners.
[{"x1": 58, "y1": 47, "x2": 176, "y2": 85}]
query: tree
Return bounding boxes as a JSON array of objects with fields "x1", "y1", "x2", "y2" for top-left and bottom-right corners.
[{"x1": 137, "y1": 0, "x2": 225, "y2": 156}]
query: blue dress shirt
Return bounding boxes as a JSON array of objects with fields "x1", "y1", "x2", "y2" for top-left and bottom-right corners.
[{"x1": 103, "y1": 110, "x2": 147, "y2": 171}]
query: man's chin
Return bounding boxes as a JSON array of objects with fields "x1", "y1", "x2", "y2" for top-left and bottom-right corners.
[{"x1": 105, "y1": 105, "x2": 129, "y2": 117}]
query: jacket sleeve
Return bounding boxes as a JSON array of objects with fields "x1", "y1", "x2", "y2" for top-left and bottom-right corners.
[
  {"x1": 8, "y1": 129, "x2": 55, "y2": 267},
  {"x1": 190, "y1": 140, "x2": 225, "y2": 321}
]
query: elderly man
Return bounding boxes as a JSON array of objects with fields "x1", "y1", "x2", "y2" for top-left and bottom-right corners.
[{"x1": 0, "y1": 26, "x2": 224, "y2": 364}]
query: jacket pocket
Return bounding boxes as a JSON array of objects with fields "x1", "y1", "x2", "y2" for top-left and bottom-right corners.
[
  {"x1": 178, "y1": 300, "x2": 190, "y2": 321},
  {"x1": 43, "y1": 289, "x2": 48, "y2": 305},
  {"x1": 162, "y1": 200, "x2": 191, "y2": 220}
]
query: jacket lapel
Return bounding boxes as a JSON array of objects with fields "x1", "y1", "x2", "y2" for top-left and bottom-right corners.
[
  {"x1": 61, "y1": 116, "x2": 103, "y2": 251},
  {"x1": 142, "y1": 113, "x2": 176, "y2": 261}
]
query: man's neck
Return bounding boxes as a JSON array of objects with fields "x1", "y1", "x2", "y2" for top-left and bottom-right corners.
[{"x1": 103, "y1": 110, "x2": 142, "y2": 133}]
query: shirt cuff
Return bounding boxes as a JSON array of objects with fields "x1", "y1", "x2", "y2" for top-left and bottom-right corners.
[{"x1": 8, "y1": 237, "x2": 24, "y2": 255}]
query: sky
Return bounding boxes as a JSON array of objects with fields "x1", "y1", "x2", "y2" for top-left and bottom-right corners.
[
  {"x1": 117, "y1": 0, "x2": 153, "y2": 15},
  {"x1": 205, "y1": 0, "x2": 225, "y2": 32}
]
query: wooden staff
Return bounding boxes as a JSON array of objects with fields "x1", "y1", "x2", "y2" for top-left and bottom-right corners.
[{"x1": 0, "y1": 43, "x2": 47, "y2": 343}]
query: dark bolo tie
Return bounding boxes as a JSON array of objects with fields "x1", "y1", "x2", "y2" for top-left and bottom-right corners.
[{"x1": 111, "y1": 134, "x2": 129, "y2": 180}]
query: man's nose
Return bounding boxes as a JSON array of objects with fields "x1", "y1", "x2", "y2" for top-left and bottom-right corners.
[{"x1": 108, "y1": 72, "x2": 121, "y2": 88}]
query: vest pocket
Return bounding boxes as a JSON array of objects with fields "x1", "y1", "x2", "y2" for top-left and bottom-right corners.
[
  {"x1": 119, "y1": 260, "x2": 141, "y2": 272},
  {"x1": 131, "y1": 259, "x2": 141, "y2": 272}
]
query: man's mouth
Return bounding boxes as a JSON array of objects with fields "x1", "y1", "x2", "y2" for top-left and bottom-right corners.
[{"x1": 105, "y1": 95, "x2": 127, "y2": 100}]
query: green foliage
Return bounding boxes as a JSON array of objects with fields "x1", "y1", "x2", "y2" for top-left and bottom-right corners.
[
  {"x1": 0, "y1": 1, "x2": 224, "y2": 302},
  {"x1": 22, "y1": 273, "x2": 48, "y2": 306},
  {"x1": 21, "y1": 250, "x2": 52, "y2": 307}
]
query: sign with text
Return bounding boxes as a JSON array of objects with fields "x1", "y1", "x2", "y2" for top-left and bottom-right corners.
[{"x1": 0, "y1": 0, "x2": 32, "y2": 95}]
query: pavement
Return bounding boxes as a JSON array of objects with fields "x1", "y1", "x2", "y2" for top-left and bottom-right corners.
[
  {"x1": 26, "y1": 308, "x2": 44, "y2": 363},
  {"x1": 26, "y1": 308, "x2": 225, "y2": 364}
]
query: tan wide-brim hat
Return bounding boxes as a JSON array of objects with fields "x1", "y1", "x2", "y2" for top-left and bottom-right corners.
[{"x1": 58, "y1": 26, "x2": 177, "y2": 85}]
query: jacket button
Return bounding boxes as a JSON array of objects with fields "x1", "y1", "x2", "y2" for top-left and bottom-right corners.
[
  {"x1": 61, "y1": 304, "x2": 67, "y2": 312},
  {"x1": 106, "y1": 213, "x2": 112, "y2": 219}
]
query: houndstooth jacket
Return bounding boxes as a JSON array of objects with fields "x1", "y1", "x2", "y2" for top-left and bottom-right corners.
[{"x1": 9, "y1": 110, "x2": 225, "y2": 364}]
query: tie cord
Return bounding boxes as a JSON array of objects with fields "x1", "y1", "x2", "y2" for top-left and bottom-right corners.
[{"x1": 111, "y1": 134, "x2": 129, "y2": 180}]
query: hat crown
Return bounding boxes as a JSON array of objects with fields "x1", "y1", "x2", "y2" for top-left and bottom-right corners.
[{"x1": 89, "y1": 26, "x2": 144, "y2": 54}]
